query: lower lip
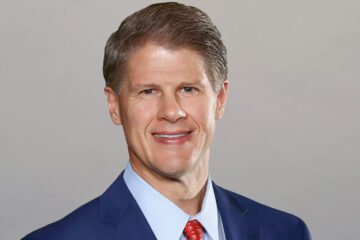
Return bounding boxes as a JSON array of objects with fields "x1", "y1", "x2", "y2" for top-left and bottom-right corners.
[{"x1": 152, "y1": 133, "x2": 192, "y2": 145}]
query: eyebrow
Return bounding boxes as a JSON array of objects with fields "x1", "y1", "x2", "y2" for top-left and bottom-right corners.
[
  {"x1": 180, "y1": 80, "x2": 208, "y2": 88},
  {"x1": 129, "y1": 83, "x2": 160, "y2": 91},
  {"x1": 128, "y1": 77, "x2": 209, "y2": 94}
]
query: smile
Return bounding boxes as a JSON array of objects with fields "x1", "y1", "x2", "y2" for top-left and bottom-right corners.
[
  {"x1": 153, "y1": 133, "x2": 189, "y2": 138},
  {"x1": 152, "y1": 131, "x2": 192, "y2": 144}
]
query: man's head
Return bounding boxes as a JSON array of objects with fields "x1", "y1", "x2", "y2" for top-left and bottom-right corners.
[
  {"x1": 103, "y1": 2, "x2": 229, "y2": 184},
  {"x1": 103, "y1": 2, "x2": 227, "y2": 94}
]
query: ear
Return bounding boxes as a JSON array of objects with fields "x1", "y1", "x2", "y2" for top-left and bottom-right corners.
[
  {"x1": 215, "y1": 81, "x2": 229, "y2": 120},
  {"x1": 104, "y1": 86, "x2": 122, "y2": 125}
]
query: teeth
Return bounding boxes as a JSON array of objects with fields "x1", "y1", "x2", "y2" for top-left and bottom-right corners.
[{"x1": 154, "y1": 133, "x2": 189, "y2": 138}]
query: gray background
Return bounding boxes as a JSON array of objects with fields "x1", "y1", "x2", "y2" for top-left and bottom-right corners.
[{"x1": 1, "y1": 0, "x2": 359, "y2": 239}]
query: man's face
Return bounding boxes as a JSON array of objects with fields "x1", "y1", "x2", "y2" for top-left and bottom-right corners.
[{"x1": 105, "y1": 44, "x2": 228, "y2": 180}]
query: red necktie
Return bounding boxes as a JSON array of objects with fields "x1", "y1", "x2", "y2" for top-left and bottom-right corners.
[{"x1": 183, "y1": 219, "x2": 203, "y2": 240}]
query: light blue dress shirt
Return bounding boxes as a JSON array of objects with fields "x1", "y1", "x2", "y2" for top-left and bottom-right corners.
[{"x1": 123, "y1": 163, "x2": 226, "y2": 240}]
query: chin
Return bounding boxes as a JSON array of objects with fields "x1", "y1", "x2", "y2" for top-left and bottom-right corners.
[{"x1": 152, "y1": 157, "x2": 194, "y2": 178}]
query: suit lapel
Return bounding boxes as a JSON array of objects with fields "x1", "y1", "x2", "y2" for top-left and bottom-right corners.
[
  {"x1": 99, "y1": 172, "x2": 156, "y2": 240},
  {"x1": 99, "y1": 173, "x2": 261, "y2": 239},
  {"x1": 213, "y1": 182, "x2": 259, "y2": 240}
]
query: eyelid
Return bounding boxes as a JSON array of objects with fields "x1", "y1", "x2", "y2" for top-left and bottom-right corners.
[
  {"x1": 185, "y1": 86, "x2": 199, "y2": 90},
  {"x1": 139, "y1": 88, "x2": 157, "y2": 95},
  {"x1": 180, "y1": 86, "x2": 199, "y2": 95}
]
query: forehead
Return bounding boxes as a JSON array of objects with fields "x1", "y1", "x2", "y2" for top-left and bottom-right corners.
[{"x1": 124, "y1": 44, "x2": 208, "y2": 86}]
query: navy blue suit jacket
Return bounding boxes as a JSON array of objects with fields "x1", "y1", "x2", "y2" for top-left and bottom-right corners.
[{"x1": 23, "y1": 172, "x2": 311, "y2": 240}]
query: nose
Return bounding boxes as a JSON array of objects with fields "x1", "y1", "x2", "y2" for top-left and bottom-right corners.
[{"x1": 157, "y1": 94, "x2": 186, "y2": 123}]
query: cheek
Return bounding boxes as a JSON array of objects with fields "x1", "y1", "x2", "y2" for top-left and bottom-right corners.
[
  {"x1": 122, "y1": 100, "x2": 157, "y2": 134},
  {"x1": 183, "y1": 97, "x2": 217, "y2": 129}
]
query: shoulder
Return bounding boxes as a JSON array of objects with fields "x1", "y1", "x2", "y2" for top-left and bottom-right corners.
[
  {"x1": 21, "y1": 197, "x2": 113, "y2": 240},
  {"x1": 22, "y1": 172, "x2": 131, "y2": 240},
  {"x1": 214, "y1": 184, "x2": 311, "y2": 239},
  {"x1": 218, "y1": 185, "x2": 299, "y2": 219}
]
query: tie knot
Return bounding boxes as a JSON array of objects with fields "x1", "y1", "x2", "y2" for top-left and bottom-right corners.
[{"x1": 183, "y1": 219, "x2": 203, "y2": 240}]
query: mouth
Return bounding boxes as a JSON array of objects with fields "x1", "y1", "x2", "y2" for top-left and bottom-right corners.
[{"x1": 152, "y1": 130, "x2": 193, "y2": 144}]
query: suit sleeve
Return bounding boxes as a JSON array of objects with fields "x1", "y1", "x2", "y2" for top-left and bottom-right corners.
[
  {"x1": 299, "y1": 218, "x2": 312, "y2": 240},
  {"x1": 21, "y1": 235, "x2": 37, "y2": 240}
]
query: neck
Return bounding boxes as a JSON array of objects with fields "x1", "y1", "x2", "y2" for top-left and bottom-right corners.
[
  {"x1": 160, "y1": 173, "x2": 208, "y2": 215},
  {"x1": 130, "y1": 155, "x2": 209, "y2": 215}
]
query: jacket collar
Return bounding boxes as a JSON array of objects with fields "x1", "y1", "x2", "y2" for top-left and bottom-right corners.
[
  {"x1": 99, "y1": 171, "x2": 156, "y2": 239},
  {"x1": 213, "y1": 182, "x2": 260, "y2": 240},
  {"x1": 98, "y1": 171, "x2": 257, "y2": 240}
]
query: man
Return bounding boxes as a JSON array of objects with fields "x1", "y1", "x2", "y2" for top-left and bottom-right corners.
[{"x1": 23, "y1": 2, "x2": 311, "y2": 240}]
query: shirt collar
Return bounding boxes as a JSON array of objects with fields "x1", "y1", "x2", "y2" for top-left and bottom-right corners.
[{"x1": 123, "y1": 162, "x2": 219, "y2": 240}]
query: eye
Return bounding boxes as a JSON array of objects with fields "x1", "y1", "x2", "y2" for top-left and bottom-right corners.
[
  {"x1": 180, "y1": 87, "x2": 198, "y2": 95},
  {"x1": 183, "y1": 87, "x2": 193, "y2": 93},
  {"x1": 141, "y1": 89, "x2": 155, "y2": 95}
]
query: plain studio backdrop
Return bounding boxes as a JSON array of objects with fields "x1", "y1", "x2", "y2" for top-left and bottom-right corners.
[{"x1": 0, "y1": 0, "x2": 359, "y2": 239}]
